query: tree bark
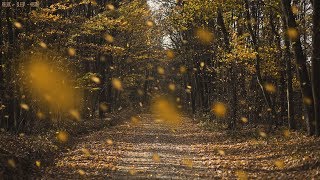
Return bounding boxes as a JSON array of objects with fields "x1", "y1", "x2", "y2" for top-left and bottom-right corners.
[{"x1": 281, "y1": 0, "x2": 315, "y2": 135}]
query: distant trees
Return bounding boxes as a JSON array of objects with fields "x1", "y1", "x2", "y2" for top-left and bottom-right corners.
[
  {"x1": 0, "y1": 0, "x2": 161, "y2": 132},
  {"x1": 160, "y1": 0, "x2": 320, "y2": 135}
]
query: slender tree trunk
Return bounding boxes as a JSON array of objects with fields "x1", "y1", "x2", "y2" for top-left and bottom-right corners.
[
  {"x1": 282, "y1": 17, "x2": 296, "y2": 130},
  {"x1": 311, "y1": 0, "x2": 320, "y2": 135},
  {"x1": 281, "y1": 0, "x2": 315, "y2": 135}
]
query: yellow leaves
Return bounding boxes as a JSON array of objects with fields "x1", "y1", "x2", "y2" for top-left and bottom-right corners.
[
  {"x1": 168, "y1": 83, "x2": 176, "y2": 91},
  {"x1": 36, "y1": 111, "x2": 45, "y2": 120},
  {"x1": 68, "y1": 48, "x2": 76, "y2": 56},
  {"x1": 20, "y1": 103, "x2": 30, "y2": 111},
  {"x1": 91, "y1": 75, "x2": 101, "y2": 84},
  {"x1": 106, "y1": 4, "x2": 115, "y2": 10},
  {"x1": 14, "y1": 22, "x2": 22, "y2": 29},
  {"x1": 179, "y1": 66, "x2": 186, "y2": 74},
  {"x1": 157, "y1": 66, "x2": 165, "y2": 75},
  {"x1": 152, "y1": 153, "x2": 160, "y2": 162},
  {"x1": 25, "y1": 56, "x2": 78, "y2": 113},
  {"x1": 166, "y1": 49, "x2": 175, "y2": 59},
  {"x1": 81, "y1": 148, "x2": 91, "y2": 156},
  {"x1": 264, "y1": 83, "x2": 276, "y2": 93},
  {"x1": 7, "y1": 159, "x2": 16, "y2": 168},
  {"x1": 112, "y1": 78, "x2": 123, "y2": 91},
  {"x1": 303, "y1": 97, "x2": 313, "y2": 105},
  {"x1": 35, "y1": 160, "x2": 41, "y2": 167},
  {"x1": 287, "y1": 28, "x2": 298, "y2": 41},
  {"x1": 217, "y1": 149, "x2": 225, "y2": 156},
  {"x1": 241, "y1": 117, "x2": 248, "y2": 123},
  {"x1": 274, "y1": 160, "x2": 285, "y2": 169},
  {"x1": 258, "y1": 130, "x2": 267, "y2": 138},
  {"x1": 151, "y1": 97, "x2": 182, "y2": 127},
  {"x1": 99, "y1": 102, "x2": 108, "y2": 112},
  {"x1": 78, "y1": 169, "x2": 86, "y2": 176},
  {"x1": 69, "y1": 109, "x2": 81, "y2": 121},
  {"x1": 235, "y1": 170, "x2": 248, "y2": 180},
  {"x1": 195, "y1": 28, "x2": 214, "y2": 44},
  {"x1": 211, "y1": 102, "x2": 227, "y2": 117},
  {"x1": 182, "y1": 158, "x2": 193, "y2": 168},
  {"x1": 57, "y1": 131, "x2": 69, "y2": 143},
  {"x1": 146, "y1": 20, "x2": 154, "y2": 27},
  {"x1": 129, "y1": 167, "x2": 137, "y2": 175},
  {"x1": 291, "y1": 5, "x2": 299, "y2": 15},
  {"x1": 283, "y1": 129, "x2": 290, "y2": 137},
  {"x1": 106, "y1": 139, "x2": 113, "y2": 145},
  {"x1": 200, "y1": 62, "x2": 205, "y2": 68},
  {"x1": 104, "y1": 34, "x2": 114, "y2": 43},
  {"x1": 39, "y1": 41, "x2": 47, "y2": 49}
]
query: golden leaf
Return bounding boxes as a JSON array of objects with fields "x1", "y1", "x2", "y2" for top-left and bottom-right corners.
[
  {"x1": 211, "y1": 102, "x2": 227, "y2": 117},
  {"x1": 112, "y1": 78, "x2": 123, "y2": 90},
  {"x1": 68, "y1": 48, "x2": 76, "y2": 56},
  {"x1": 57, "y1": 131, "x2": 69, "y2": 143},
  {"x1": 152, "y1": 153, "x2": 160, "y2": 162},
  {"x1": 20, "y1": 103, "x2": 30, "y2": 111}
]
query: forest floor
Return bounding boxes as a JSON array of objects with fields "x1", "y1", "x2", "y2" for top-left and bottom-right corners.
[{"x1": 40, "y1": 114, "x2": 320, "y2": 179}]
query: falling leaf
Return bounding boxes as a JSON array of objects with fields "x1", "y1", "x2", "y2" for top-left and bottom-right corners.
[
  {"x1": 258, "y1": 131, "x2": 267, "y2": 138},
  {"x1": 106, "y1": 139, "x2": 113, "y2": 145},
  {"x1": 152, "y1": 153, "x2": 160, "y2": 162},
  {"x1": 7, "y1": 159, "x2": 16, "y2": 168},
  {"x1": 180, "y1": 66, "x2": 186, "y2": 73},
  {"x1": 157, "y1": 67, "x2": 165, "y2": 75},
  {"x1": 274, "y1": 160, "x2": 285, "y2": 169},
  {"x1": 35, "y1": 161, "x2": 41, "y2": 167},
  {"x1": 78, "y1": 169, "x2": 86, "y2": 176},
  {"x1": 81, "y1": 148, "x2": 90, "y2": 156},
  {"x1": 14, "y1": 22, "x2": 22, "y2": 29},
  {"x1": 303, "y1": 97, "x2": 312, "y2": 105},
  {"x1": 217, "y1": 149, "x2": 225, "y2": 155},
  {"x1": 99, "y1": 102, "x2": 108, "y2": 112},
  {"x1": 287, "y1": 28, "x2": 298, "y2": 40},
  {"x1": 168, "y1": 83, "x2": 176, "y2": 91},
  {"x1": 235, "y1": 170, "x2": 248, "y2": 180},
  {"x1": 241, "y1": 117, "x2": 248, "y2": 123},
  {"x1": 129, "y1": 167, "x2": 137, "y2": 175},
  {"x1": 200, "y1": 62, "x2": 205, "y2": 67},
  {"x1": 211, "y1": 102, "x2": 227, "y2": 117},
  {"x1": 57, "y1": 131, "x2": 69, "y2": 143},
  {"x1": 264, "y1": 83, "x2": 276, "y2": 93},
  {"x1": 91, "y1": 76, "x2": 101, "y2": 84},
  {"x1": 104, "y1": 34, "x2": 114, "y2": 43},
  {"x1": 291, "y1": 5, "x2": 299, "y2": 15},
  {"x1": 36, "y1": 111, "x2": 45, "y2": 120},
  {"x1": 68, "y1": 48, "x2": 76, "y2": 56},
  {"x1": 112, "y1": 78, "x2": 123, "y2": 90},
  {"x1": 166, "y1": 49, "x2": 175, "y2": 59},
  {"x1": 146, "y1": 20, "x2": 154, "y2": 27},
  {"x1": 151, "y1": 97, "x2": 182, "y2": 127},
  {"x1": 106, "y1": 4, "x2": 115, "y2": 10},
  {"x1": 195, "y1": 28, "x2": 214, "y2": 44},
  {"x1": 283, "y1": 129, "x2": 290, "y2": 137},
  {"x1": 20, "y1": 103, "x2": 29, "y2": 111},
  {"x1": 39, "y1": 41, "x2": 47, "y2": 48},
  {"x1": 182, "y1": 158, "x2": 193, "y2": 168},
  {"x1": 69, "y1": 109, "x2": 81, "y2": 121}
]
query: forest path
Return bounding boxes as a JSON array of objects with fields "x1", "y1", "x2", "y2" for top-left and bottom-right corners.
[{"x1": 42, "y1": 114, "x2": 320, "y2": 179}]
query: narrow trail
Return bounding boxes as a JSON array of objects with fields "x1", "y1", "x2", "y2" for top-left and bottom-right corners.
[{"x1": 43, "y1": 114, "x2": 320, "y2": 179}]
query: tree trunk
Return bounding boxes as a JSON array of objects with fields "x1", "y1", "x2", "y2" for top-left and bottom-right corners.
[{"x1": 281, "y1": 0, "x2": 315, "y2": 135}]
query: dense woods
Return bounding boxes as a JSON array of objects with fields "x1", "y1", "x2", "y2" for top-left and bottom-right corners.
[{"x1": 0, "y1": 0, "x2": 320, "y2": 178}]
